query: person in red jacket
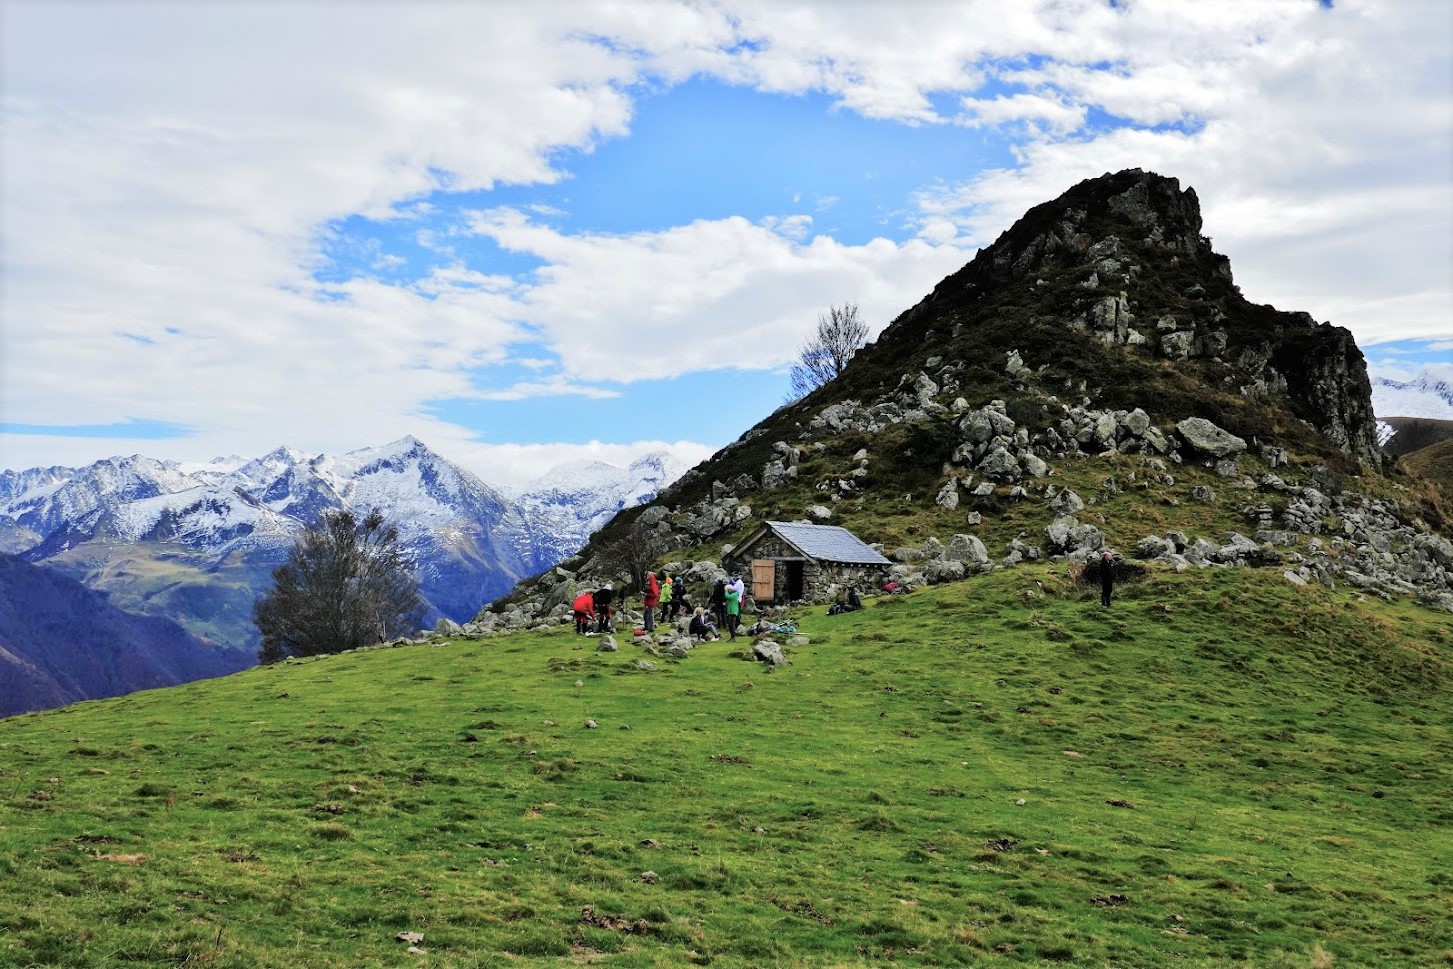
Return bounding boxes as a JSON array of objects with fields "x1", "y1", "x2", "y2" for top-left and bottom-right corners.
[
  {"x1": 642, "y1": 570, "x2": 661, "y2": 633},
  {"x1": 572, "y1": 591, "x2": 595, "y2": 635}
]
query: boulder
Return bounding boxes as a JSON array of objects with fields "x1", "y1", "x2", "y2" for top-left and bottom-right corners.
[
  {"x1": 753, "y1": 641, "x2": 788, "y2": 666},
  {"x1": 924, "y1": 559, "x2": 967, "y2": 583},
  {"x1": 597, "y1": 635, "x2": 619, "y2": 653},
  {"x1": 1051, "y1": 489, "x2": 1085, "y2": 515},
  {"x1": 1176, "y1": 418, "x2": 1247, "y2": 458},
  {"x1": 946, "y1": 534, "x2": 991, "y2": 566},
  {"x1": 977, "y1": 447, "x2": 1020, "y2": 480},
  {"x1": 935, "y1": 480, "x2": 960, "y2": 510},
  {"x1": 806, "y1": 505, "x2": 833, "y2": 521}
]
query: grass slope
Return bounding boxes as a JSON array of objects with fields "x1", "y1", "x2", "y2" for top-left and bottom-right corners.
[
  {"x1": 1, "y1": 568, "x2": 1448, "y2": 967},
  {"x1": 1403, "y1": 438, "x2": 1453, "y2": 501}
]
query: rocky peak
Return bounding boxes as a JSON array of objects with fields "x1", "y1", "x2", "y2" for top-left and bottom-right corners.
[{"x1": 866, "y1": 168, "x2": 1379, "y2": 468}]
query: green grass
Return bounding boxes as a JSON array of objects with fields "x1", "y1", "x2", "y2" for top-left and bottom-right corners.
[{"x1": 2, "y1": 566, "x2": 1449, "y2": 967}]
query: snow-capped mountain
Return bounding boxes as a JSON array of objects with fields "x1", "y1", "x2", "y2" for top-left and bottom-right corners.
[
  {"x1": 0, "y1": 438, "x2": 684, "y2": 652},
  {"x1": 1371, "y1": 367, "x2": 1453, "y2": 421},
  {"x1": 501, "y1": 452, "x2": 691, "y2": 567}
]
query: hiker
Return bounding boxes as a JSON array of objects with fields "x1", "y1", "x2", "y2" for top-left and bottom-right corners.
[
  {"x1": 659, "y1": 574, "x2": 673, "y2": 622},
  {"x1": 709, "y1": 578, "x2": 728, "y2": 632},
  {"x1": 828, "y1": 586, "x2": 862, "y2": 616},
  {"x1": 689, "y1": 607, "x2": 720, "y2": 642},
  {"x1": 724, "y1": 581, "x2": 741, "y2": 640},
  {"x1": 593, "y1": 583, "x2": 615, "y2": 633},
  {"x1": 642, "y1": 570, "x2": 661, "y2": 633},
  {"x1": 1099, "y1": 550, "x2": 1116, "y2": 608},
  {"x1": 729, "y1": 573, "x2": 746, "y2": 609},
  {"x1": 571, "y1": 591, "x2": 595, "y2": 635},
  {"x1": 672, "y1": 578, "x2": 691, "y2": 621}
]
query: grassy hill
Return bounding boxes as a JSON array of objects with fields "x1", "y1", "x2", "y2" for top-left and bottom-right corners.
[
  {"x1": 1403, "y1": 438, "x2": 1453, "y2": 500},
  {"x1": 2, "y1": 566, "x2": 1448, "y2": 967}
]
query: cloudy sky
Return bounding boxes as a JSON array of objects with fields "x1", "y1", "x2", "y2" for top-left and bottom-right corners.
[{"x1": 3, "y1": 0, "x2": 1450, "y2": 484}]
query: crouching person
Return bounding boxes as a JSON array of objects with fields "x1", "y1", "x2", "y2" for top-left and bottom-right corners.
[
  {"x1": 572, "y1": 591, "x2": 595, "y2": 634},
  {"x1": 689, "y1": 607, "x2": 720, "y2": 642}
]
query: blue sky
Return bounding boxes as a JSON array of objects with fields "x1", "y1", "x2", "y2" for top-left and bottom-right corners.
[{"x1": 2, "y1": 1, "x2": 1449, "y2": 483}]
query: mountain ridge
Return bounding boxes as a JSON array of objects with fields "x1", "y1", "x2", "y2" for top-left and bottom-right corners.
[{"x1": 1, "y1": 440, "x2": 685, "y2": 654}]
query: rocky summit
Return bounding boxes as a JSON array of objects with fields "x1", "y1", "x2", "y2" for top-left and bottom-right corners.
[{"x1": 485, "y1": 169, "x2": 1451, "y2": 631}]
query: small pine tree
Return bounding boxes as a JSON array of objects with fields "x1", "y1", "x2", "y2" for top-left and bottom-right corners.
[{"x1": 253, "y1": 509, "x2": 423, "y2": 663}]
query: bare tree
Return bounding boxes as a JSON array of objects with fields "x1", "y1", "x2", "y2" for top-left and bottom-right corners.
[
  {"x1": 254, "y1": 509, "x2": 423, "y2": 663},
  {"x1": 593, "y1": 522, "x2": 666, "y2": 594},
  {"x1": 789, "y1": 302, "x2": 869, "y2": 400}
]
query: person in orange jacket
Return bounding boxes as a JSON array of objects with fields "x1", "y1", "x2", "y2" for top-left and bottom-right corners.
[{"x1": 572, "y1": 591, "x2": 595, "y2": 635}]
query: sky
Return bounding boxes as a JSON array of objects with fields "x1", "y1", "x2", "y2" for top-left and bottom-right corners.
[{"x1": 2, "y1": 0, "x2": 1450, "y2": 485}]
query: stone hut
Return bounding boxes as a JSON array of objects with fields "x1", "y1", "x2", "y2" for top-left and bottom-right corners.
[{"x1": 727, "y1": 521, "x2": 892, "y2": 603}]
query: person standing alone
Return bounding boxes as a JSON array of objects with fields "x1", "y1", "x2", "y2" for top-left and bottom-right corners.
[{"x1": 1099, "y1": 550, "x2": 1116, "y2": 608}]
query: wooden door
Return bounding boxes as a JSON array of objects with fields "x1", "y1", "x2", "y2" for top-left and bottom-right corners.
[{"x1": 751, "y1": 559, "x2": 775, "y2": 602}]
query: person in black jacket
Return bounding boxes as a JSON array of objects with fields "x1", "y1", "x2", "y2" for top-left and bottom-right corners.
[
  {"x1": 593, "y1": 583, "x2": 615, "y2": 632},
  {"x1": 708, "y1": 578, "x2": 728, "y2": 631},
  {"x1": 1099, "y1": 551, "x2": 1115, "y2": 608}
]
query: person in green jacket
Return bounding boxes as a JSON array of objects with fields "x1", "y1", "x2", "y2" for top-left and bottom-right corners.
[
  {"x1": 724, "y1": 583, "x2": 741, "y2": 640},
  {"x1": 658, "y1": 573, "x2": 673, "y2": 625}
]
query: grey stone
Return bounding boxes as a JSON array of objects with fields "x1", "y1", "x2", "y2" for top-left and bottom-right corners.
[
  {"x1": 1051, "y1": 489, "x2": 1085, "y2": 515},
  {"x1": 806, "y1": 505, "x2": 833, "y2": 521},
  {"x1": 597, "y1": 636, "x2": 618, "y2": 653},
  {"x1": 1124, "y1": 408, "x2": 1151, "y2": 436},
  {"x1": 1190, "y1": 485, "x2": 1215, "y2": 503},
  {"x1": 1176, "y1": 418, "x2": 1247, "y2": 458},
  {"x1": 924, "y1": 558, "x2": 967, "y2": 583},
  {"x1": 977, "y1": 446, "x2": 1020, "y2": 480},
  {"x1": 753, "y1": 641, "x2": 788, "y2": 666},
  {"x1": 1021, "y1": 453, "x2": 1050, "y2": 477},
  {"x1": 946, "y1": 534, "x2": 991, "y2": 566},
  {"x1": 935, "y1": 480, "x2": 960, "y2": 509}
]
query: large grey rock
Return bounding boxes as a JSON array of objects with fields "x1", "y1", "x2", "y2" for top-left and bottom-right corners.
[
  {"x1": 946, "y1": 534, "x2": 990, "y2": 566},
  {"x1": 977, "y1": 447, "x2": 1020, "y2": 480},
  {"x1": 1124, "y1": 408, "x2": 1151, "y2": 436},
  {"x1": 924, "y1": 559, "x2": 967, "y2": 584},
  {"x1": 935, "y1": 480, "x2": 960, "y2": 510},
  {"x1": 806, "y1": 505, "x2": 833, "y2": 521},
  {"x1": 1176, "y1": 418, "x2": 1247, "y2": 458},
  {"x1": 753, "y1": 641, "x2": 788, "y2": 666},
  {"x1": 1051, "y1": 489, "x2": 1085, "y2": 515},
  {"x1": 1021, "y1": 453, "x2": 1050, "y2": 478}
]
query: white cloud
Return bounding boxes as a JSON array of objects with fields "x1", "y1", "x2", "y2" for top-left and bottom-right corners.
[
  {"x1": 466, "y1": 208, "x2": 969, "y2": 381},
  {"x1": 2, "y1": 0, "x2": 1449, "y2": 477},
  {"x1": 908, "y1": 0, "x2": 1453, "y2": 346}
]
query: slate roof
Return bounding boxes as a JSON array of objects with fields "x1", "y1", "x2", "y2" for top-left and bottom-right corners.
[{"x1": 763, "y1": 521, "x2": 892, "y2": 566}]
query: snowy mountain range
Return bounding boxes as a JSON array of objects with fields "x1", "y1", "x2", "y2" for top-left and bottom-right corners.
[
  {"x1": 0, "y1": 438, "x2": 687, "y2": 652},
  {"x1": 1371, "y1": 366, "x2": 1453, "y2": 421}
]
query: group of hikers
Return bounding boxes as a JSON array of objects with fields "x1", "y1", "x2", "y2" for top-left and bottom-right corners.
[
  {"x1": 571, "y1": 571, "x2": 754, "y2": 641},
  {"x1": 569, "y1": 570, "x2": 878, "y2": 644},
  {"x1": 566, "y1": 549, "x2": 1120, "y2": 644}
]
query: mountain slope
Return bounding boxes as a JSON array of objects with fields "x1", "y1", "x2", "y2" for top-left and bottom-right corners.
[
  {"x1": 0, "y1": 553, "x2": 252, "y2": 717},
  {"x1": 0, "y1": 567, "x2": 1446, "y2": 965},
  {"x1": 1373, "y1": 367, "x2": 1453, "y2": 421},
  {"x1": 488, "y1": 169, "x2": 1447, "y2": 627}
]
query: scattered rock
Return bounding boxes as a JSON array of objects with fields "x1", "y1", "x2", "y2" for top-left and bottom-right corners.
[{"x1": 1176, "y1": 417, "x2": 1247, "y2": 458}]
